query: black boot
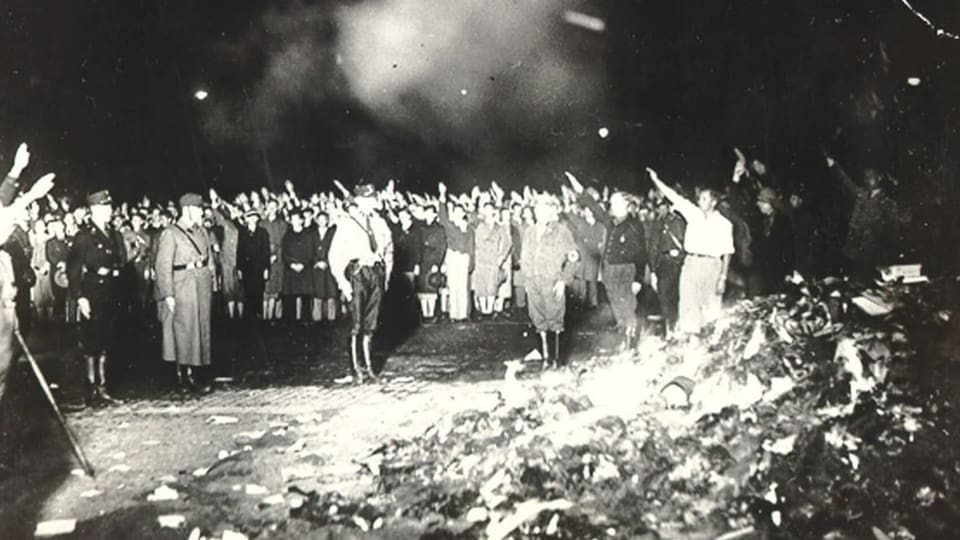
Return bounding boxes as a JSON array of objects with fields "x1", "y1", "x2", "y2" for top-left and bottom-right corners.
[
  {"x1": 553, "y1": 331, "x2": 562, "y2": 368},
  {"x1": 350, "y1": 335, "x2": 364, "y2": 384},
  {"x1": 362, "y1": 335, "x2": 380, "y2": 383},
  {"x1": 96, "y1": 355, "x2": 122, "y2": 404}
]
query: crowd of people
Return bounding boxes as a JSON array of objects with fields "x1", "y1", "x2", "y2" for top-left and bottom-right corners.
[{"x1": 0, "y1": 140, "x2": 917, "y2": 407}]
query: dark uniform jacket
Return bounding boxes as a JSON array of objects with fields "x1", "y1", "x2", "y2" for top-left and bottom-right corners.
[
  {"x1": 751, "y1": 211, "x2": 794, "y2": 285},
  {"x1": 67, "y1": 224, "x2": 126, "y2": 303},
  {"x1": 650, "y1": 213, "x2": 687, "y2": 270},
  {"x1": 578, "y1": 194, "x2": 647, "y2": 275}
]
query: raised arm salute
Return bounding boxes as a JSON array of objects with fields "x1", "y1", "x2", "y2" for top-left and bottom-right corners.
[{"x1": 646, "y1": 168, "x2": 734, "y2": 334}]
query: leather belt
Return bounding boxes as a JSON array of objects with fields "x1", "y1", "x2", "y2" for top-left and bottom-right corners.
[
  {"x1": 686, "y1": 253, "x2": 720, "y2": 259},
  {"x1": 173, "y1": 259, "x2": 208, "y2": 271}
]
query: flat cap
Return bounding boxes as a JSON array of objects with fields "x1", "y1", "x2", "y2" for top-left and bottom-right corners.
[
  {"x1": 87, "y1": 190, "x2": 113, "y2": 206},
  {"x1": 179, "y1": 192, "x2": 203, "y2": 208}
]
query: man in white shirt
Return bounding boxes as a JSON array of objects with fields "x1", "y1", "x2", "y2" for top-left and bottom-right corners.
[
  {"x1": 647, "y1": 168, "x2": 734, "y2": 334},
  {"x1": 328, "y1": 184, "x2": 394, "y2": 383}
]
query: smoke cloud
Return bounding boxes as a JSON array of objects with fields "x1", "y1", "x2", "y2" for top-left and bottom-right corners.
[{"x1": 202, "y1": 0, "x2": 612, "y2": 187}]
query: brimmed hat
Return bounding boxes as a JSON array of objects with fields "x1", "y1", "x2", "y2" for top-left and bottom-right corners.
[
  {"x1": 87, "y1": 190, "x2": 113, "y2": 207},
  {"x1": 244, "y1": 209, "x2": 261, "y2": 220}
]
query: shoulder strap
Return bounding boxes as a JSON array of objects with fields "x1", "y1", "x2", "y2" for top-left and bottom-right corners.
[{"x1": 173, "y1": 225, "x2": 205, "y2": 258}]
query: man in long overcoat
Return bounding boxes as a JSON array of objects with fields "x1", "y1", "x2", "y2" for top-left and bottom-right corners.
[{"x1": 154, "y1": 193, "x2": 215, "y2": 392}]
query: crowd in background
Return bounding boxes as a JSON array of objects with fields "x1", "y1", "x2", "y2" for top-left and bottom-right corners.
[{"x1": 1, "y1": 145, "x2": 916, "y2": 345}]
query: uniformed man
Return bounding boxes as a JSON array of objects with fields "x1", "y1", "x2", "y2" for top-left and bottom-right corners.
[
  {"x1": 67, "y1": 190, "x2": 127, "y2": 405},
  {"x1": 328, "y1": 184, "x2": 394, "y2": 383},
  {"x1": 566, "y1": 173, "x2": 647, "y2": 350},
  {"x1": 649, "y1": 198, "x2": 687, "y2": 336},
  {"x1": 519, "y1": 193, "x2": 579, "y2": 367},
  {"x1": 154, "y1": 193, "x2": 215, "y2": 393},
  {"x1": 122, "y1": 211, "x2": 152, "y2": 316}
]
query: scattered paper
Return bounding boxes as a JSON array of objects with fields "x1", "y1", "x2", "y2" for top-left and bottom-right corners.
[
  {"x1": 108, "y1": 464, "x2": 131, "y2": 473},
  {"x1": 188, "y1": 527, "x2": 202, "y2": 540},
  {"x1": 142, "y1": 440, "x2": 161, "y2": 446},
  {"x1": 334, "y1": 376, "x2": 353, "y2": 385},
  {"x1": 146, "y1": 485, "x2": 179, "y2": 502},
  {"x1": 35, "y1": 519, "x2": 77, "y2": 537},
  {"x1": 70, "y1": 469, "x2": 86, "y2": 477},
  {"x1": 283, "y1": 439, "x2": 307, "y2": 455},
  {"x1": 222, "y1": 530, "x2": 249, "y2": 540},
  {"x1": 524, "y1": 349, "x2": 543, "y2": 362},
  {"x1": 245, "y1": 484, "x2": 269, "y2": 495},
  {"x1": 281, "y1": 464, "x2": 315, "y2": 483},
  {"x1": 158, "y1": 514, "x2": 186, "y2": 528},
  {"x1": 764, "y1": 434, "x2": 798, "y2": 455},
  {"x1": 232, "y1": 430, "x2": 266, "y2": 441},
  {"x1": 261, "y1": 494, "x2": 285, "y2": 506},
  {"x1": 80, "y1": 489, "x2": 103, "y2": 499},
  {"x1": 207, "y1": 415, "x2": 239, "y2": 425}
]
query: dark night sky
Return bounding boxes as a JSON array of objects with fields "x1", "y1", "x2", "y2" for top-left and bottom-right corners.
[{"x1": 1, "y1": 0, "x2": 958, "y2": 202}]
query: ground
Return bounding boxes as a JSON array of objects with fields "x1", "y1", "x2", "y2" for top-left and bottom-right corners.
[{"x1": 0, "y1": 299, "x2": 626, "y2": 540}]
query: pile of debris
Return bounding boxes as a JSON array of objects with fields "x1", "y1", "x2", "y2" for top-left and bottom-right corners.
[{"x1": 291, "y1": 278, "x2": 960, "y2": 539}]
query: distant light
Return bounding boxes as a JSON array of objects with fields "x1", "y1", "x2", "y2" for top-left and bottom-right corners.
[
  {"x1": 598, "y1": 127, "x2": 610, "y2": 139},
  {"x1": 460, "y1": 89, "x2": 468, "y2": 96},
  {"x1": 194, "y1": 90, "x2": 209, "y2": 101},
  {"x1": 907, "y1": 77, "x2": 921, "y2": 87},
  {"x1": 563, "y1": 10, "x2": 606, "y2": 32}
]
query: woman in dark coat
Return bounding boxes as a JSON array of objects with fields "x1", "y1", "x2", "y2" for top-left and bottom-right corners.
[
  {"x1": 312, "y1": 212, "x2": 339, "y2": 322},
  {"x1": 282, "y1": 211, "x2": 317, "y2": 323},
  {"x1": 414, "y1": 205, "x2": 446, "y2": 320}
]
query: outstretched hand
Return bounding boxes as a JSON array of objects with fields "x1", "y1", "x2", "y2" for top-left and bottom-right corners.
[
  {"x1": 10, "y1": 143, "x2": 30, "y2": 177},
  {"x1": 646, "y1": 167, "x2": 661, "y2": 183},
  {"x1": 563, "y1": 171, "x2": 585, "y2": 194},
  {"x1": 25, "y1": 173, "x2": 56, "y2": 202}
]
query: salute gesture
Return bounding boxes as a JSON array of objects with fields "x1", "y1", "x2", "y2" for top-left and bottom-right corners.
[{"x1": 564, "y1": 171, "x2": 585, "y2": 195}]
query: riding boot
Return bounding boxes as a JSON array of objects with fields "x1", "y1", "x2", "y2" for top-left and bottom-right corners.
[
  {"x1": 85, "y1": 356, "x2": 97, "y2": 405},
  {"x1": 187, "y1": 366, "x2": 211, "y2": 394},
  {"x1": 96, "y1": 355, "x2": 121, "y2": 404},
  {"x1": 539, "y1": 331, "x2": 553, "y2": 368},
  {"x1": 350, "y1": 335, "x2": 364, "y2": 384},
  {"x1": 362, "y1": 335, "x2": 379, "y2": 382},
  {"x1": 553, "y1": 331, "x2": 561, "y2": 368}
]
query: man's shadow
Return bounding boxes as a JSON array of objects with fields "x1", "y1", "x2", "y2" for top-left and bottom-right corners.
[{"x1": 372, "y1": 273, "x2": 420, "y2": 374}]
